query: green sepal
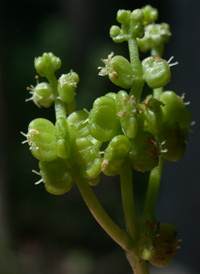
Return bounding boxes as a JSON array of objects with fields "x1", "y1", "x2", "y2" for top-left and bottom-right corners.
[
  {"x1": 160, "y1": 91, "x2": 191, "y2": 130},
  {"x1": 116, "y1": 90, "x2": 138, "y2": 139},
  {"x1": 31, "y1": 82, "x2": 55, "y2": 108},
  {"x1": 57, "y1": 71, "x2": 79, "y2": 104},
  {"x1": 27, "y1": 118, "x2": 57, "y2": 162},
  {"x1": 55, "y1": 117, "x2": 71, "y2": 159},
  {"x1": 89, "y1": 96, "x2": 120, "y2": 142},
  {"x1": 98, "y1": 53, "x2": 134, "y2": 89},
  {"x1": 34, "y1": 52, "x2": 61, "y2": 78},
  {"x1": 142, "y1": 56, "x2": 171, "y2": 89},
  {"x1": 109, "y1": 55, "x2": 134, "y2": 89},
  {"x1": 67, "y1": 110, "x2": 89, "y2": 141},
  {"x1": 72, "y1": 137, "x2": 102, "y2": 180},
  {"x1": 39, "y1": 158, "x2": 74, "y2": 195},
  {"x1": 102, "y1": 135, "x2": 130, "y2": 176},
  {"x1": 129, "y1": 131, "x2": 159, "y2": 172}
]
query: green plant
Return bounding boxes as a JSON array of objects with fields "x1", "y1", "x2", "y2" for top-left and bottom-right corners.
[{"x1": 21, "y1": 5, "x2": 191, "y2": 273}]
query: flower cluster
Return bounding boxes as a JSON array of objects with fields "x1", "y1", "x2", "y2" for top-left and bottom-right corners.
[{"x1": 21, "y1": 5, "x2": 191, "y2": 271}]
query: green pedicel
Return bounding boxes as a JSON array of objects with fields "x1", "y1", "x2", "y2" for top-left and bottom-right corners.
[{"x1": 72, "y1": 136, "x2": 102, "y2": 180}]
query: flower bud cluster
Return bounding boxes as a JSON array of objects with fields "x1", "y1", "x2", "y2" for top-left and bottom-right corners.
[{"x1": 21, "y1": 6, "x2": 191, "y2": 270}]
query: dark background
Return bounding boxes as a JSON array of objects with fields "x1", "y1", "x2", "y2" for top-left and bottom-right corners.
[{"x1": 0, "y1": 0, "x2": 200, "y2": 273}]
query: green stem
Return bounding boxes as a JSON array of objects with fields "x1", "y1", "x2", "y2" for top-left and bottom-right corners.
[
  {"x1": 47, "y1": 73, "x2": 67, "y2": 120},
  {"x1": 151, "y1": 45, "x2": 164, "y2": 57},
  {"x1": 120, "y1": 161, "x2": 138, "y2": 241},
  {"x1": 128, "y1": 38, "x2": 144, "y2": 102},
  {"x1": 153, "y1": 87, "x2": 163, "y2": 98},
  {"x1": 54, "y1": 99, "x2": 67, "y2": 120},
  {"x1": 73, "y1": 172, "x2": 136, "y2": 252},
  {"x1": 120, "y1": 161, "x2": 149, "y2": 273},
  {"x1": 143, "y1": 157, "x2": 163, "y2": 216},
  {"x1": 128, "y1": 38, "x2": 143, "y2": 77},
  {"x1": 126, "y1": 252, "x2": 149, "y2": 274}
]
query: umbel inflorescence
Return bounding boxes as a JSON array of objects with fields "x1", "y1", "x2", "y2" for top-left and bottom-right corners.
[{"x1": 21, "y1": 5, "x2": 191, "y2": 273}]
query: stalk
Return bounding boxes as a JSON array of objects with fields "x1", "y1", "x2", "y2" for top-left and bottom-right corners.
[
  {"x1": 120, "y1": 161, "x2": 150, "y2": 274},
  {"x1": 73, "y1": 172, "x2": 136, "y2": 252},
  {"x1": 120, "y1": 161, "x2": 138, "y2": 240},
  {"x1": 143, "y1": 157, "x2": 163, "y2": 216},
  {"x1": 128, "y1": 38, "x2": 144, "y2": 102}
]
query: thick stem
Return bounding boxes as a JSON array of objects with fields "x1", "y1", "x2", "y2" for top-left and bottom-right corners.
[
  {"x1": 126, "y1": 252, "x2": 149, "y2": 274},
  {"x1": 120, "y1": 161, "x2": 138, "y2": 241},
  {"x1": 128, "y1": 38, "x2": 144, "y2": 102},
  {"x1": 143, "y1": 157, "x2": 163, "y2": 216},
  {"x1": 128, "y1": 38, "x2": 143, "y2": 77},
  {"x1": 73, "y1": 172, "x2": 136, "y2": 252}
]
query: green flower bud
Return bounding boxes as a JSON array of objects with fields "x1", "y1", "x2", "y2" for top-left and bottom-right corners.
[
  {"x1": 117, "y1": 9, "x2": 131, "y2": 25},
  {"x1": 89, "y1": 96, "x2": 120, "y2": 142},
  {"x1": 34, "y1": 52, "x2": 61, "y2": 78},
  {"x1": 160, "y1": 91, "x2": 191, "y2": 130},
  {"x1": 158, "y1": 121, "x2": 186, "y2": 162},
  {"x1": 129, "y1": 131, "x2": 159, "y2": 172},
  {"x1": 98, "y1": 52, "x2": 134, "y2": 89},
  {"x1": 67, "y1": 110, "x2": 89, "y2": 141},
  {"x1": 55, "y1": 117, "x2": 71, "y2": 159},
  {"x1": 143, "y1": 96, "x2": 164, "y2": 135},
  {"x1": 102, "y1": 135, "x2": 130, "y2": 176},
  {"x1": 73, "y1": 137, "x2": 102, "y2": 180},
  {"x1": 110, "y1": 25, "x2": 126, "y2": 43},
  {"x1": 129, "y1": 9, "x2": 144, "y2": 39},
  {"x1": 142, "y1": 56, "x2": 171, "y2": 89},
  {"x1": 25, "y1": 118, "x2": 57, "y2": 162},
  {"x1": 116, "y1": 90, "x2": 138, "y2": 139},
  {"x1": 141, "y1": 5, "x2": 158, "y2": 25},
  {"x1": 26, "y1": 82, "x2": 55, "y2": 108},
  {"x1": 57, "y1": 71, "x2": 79, "y2": 104},
  {"x1": 39, "y1": 158, "x2": 74, "y2": 195},
  {"x1": 137, "y1": 23, "x2": 171, "y2": 53},
  {"x1": 149, "y1": 223, "x2": 178, "y2": 267}
]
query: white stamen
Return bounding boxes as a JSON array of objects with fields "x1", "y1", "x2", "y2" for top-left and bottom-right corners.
[
  {"x1": 34, "y1": 178, "x2": 43, "y2": 185},
  {"x1": 168, "y1": 56, "x2": 178, "y2": 67},
  {"x1": 83, "y1": 108, "x2": 90, "y2": 114},
  {"x1": 32, "y1": 169, "x2": 41, "y2": 175}
]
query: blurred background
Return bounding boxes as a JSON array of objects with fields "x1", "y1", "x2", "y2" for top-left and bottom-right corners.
[{"x1": 0, "y1": 0, "x2": 200, "y2": 273}]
